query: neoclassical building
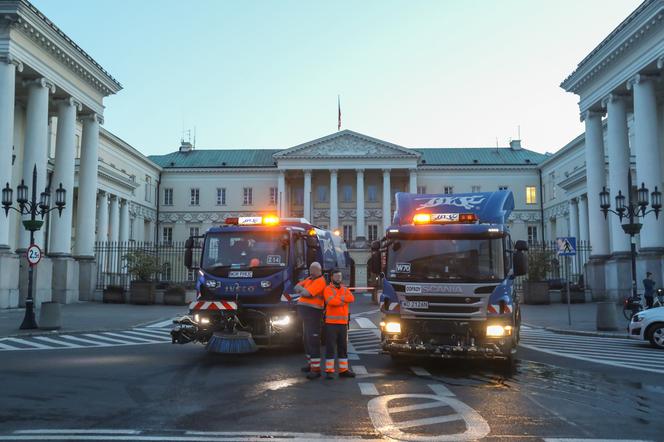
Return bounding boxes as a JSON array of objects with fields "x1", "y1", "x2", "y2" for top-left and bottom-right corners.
[{"x1": 1, "y1": 0, "x2": 663, "y2": 308}]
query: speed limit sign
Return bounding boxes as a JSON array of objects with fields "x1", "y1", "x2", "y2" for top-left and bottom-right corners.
[{"x1": 26, "y1": 244, "x2": 42, "y2": 266}]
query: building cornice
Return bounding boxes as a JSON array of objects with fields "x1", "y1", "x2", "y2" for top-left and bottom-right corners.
[
  {"x1": 1, "y1": 0, "x2": 122, "y2": 96},
  {"x1": 417, "y1": 164, "x2": 541, "y2": 172},
  {"x1": 161, "y1": 167, "x2": 277, "y2": 174},
  {"x1": 561, "y1": 0, "x2": 664, "y2": 94},
  {"x1": 100, "y1": 128, "x2": 162, "y2": 173}
]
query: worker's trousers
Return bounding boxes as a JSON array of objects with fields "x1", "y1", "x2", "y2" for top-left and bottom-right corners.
[
  {"x1": 324, "y1": 323, "x2": 349, "y2": 373},
  {"x1": 298, "y1": 305, "x2": 322, "y2": 371}
]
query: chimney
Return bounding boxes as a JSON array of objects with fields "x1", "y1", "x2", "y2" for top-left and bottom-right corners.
[
  {"x1": 179, "y1": 140, "x2": 194, "y2": 153},
  {"x1": 509, "y1": 139, "x2": 522, "y2": 150}
]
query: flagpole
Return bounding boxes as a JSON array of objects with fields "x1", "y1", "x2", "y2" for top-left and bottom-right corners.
[{"x1": 337, "y1": 95, "x2": 341, "y2": 131}]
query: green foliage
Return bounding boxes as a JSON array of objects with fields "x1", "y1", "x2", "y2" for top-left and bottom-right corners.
[
  {"x1": 527, "y1": 248, "x2": 553, "y2": 282},
  {"x1": 124, "y1": 250, "x2": 162, "y2": 281}
]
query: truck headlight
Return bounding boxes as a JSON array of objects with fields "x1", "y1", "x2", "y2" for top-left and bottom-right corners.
[
  {"x1": 632, "y1": 314, "x2": 644, "y2": 323},
  {"x1": 271, "y1": 315, "x2": 292, "y2": 326},
  {"x1": 261, "y1": 280, "x2": 271, "y2": 288},
  {"x1": 384, "y1": 322, "x2": 401, "y2": 334},
  {"x1": 486, "y1": 325, "x2": 512, "y2": 337},
  {"x1": 205, "y1": 279, "x2": 220, "y2": 288}
]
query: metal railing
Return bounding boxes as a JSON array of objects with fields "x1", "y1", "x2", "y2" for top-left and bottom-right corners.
[{"x1": 94, "y1": 241, "x2": 201, "y2": 290}]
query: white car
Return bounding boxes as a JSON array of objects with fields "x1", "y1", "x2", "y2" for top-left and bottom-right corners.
[{"x1": 629, "y1": 307, "x2": 664, "y2": 349}]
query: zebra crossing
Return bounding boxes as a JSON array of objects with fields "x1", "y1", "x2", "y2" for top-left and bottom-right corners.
[
  {"x1": 348, "y1": 328, "x2": 382, "y2": 354},
  {"x1": 0, "y1": 327, "x2": 172, "y2": 352},
  {"x1": 519, "y1": 326, "x2": 664, "y2": 374}
]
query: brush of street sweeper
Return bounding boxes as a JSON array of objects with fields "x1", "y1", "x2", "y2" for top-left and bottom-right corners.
[{"x1": 206, "y1": 330, "x2": 257, "y2": 354}]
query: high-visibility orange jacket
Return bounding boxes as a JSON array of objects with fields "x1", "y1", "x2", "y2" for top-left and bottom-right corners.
[
  {"x1": 296, "y1": 275, "x2": 327, "y2": 309},
  {"x1": 323, "y1": 284, "x2": 355, "y2": 324}
]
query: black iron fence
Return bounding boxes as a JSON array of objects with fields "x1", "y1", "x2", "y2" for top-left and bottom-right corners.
[
  {"x1": 94, "y1": 241, "x2": 202, "y2": 290},
  {"x1": 514, "y1": 240, "x2": 592, "y2": 294}
]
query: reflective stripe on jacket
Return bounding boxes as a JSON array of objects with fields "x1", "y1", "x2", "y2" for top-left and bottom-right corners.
[
  {"x1": 324, "y1": 284, "x2": 355, "y2": 324},
  {"x1": 296, "y1": 276, "x2": 326, "y2": 309}
]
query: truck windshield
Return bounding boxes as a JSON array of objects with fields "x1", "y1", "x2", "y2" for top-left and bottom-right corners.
[
  {"x1": 202, "y1": 231, "x2": 289, "y2": 271},
  {"x1": 386, "y1": 237, "x2": 505, "y2": 282}
]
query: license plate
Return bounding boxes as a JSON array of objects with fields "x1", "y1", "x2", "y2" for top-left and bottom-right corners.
[
  {"x1": 229, "y1": 271, "x2": 253, "y2": 278},
  {"x1": 403, "y1": 300, "x2": 429, "y2": 309}
]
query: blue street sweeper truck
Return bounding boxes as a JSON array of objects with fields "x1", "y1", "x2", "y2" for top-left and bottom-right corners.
[
  {"x1": 370, "y1": 191, "x2": 528, "y2": 364},
  {"x1": 171, "y1": 216, "x2": 352, "y2": 354}
]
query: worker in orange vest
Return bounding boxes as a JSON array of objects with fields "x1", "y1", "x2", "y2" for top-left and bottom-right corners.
[
  {"x1": 295, "y1": 261, "x2": 327, "y2": 379},
  {"x1": 322, "y1": 269, "x2": 355, "y2": 379}
]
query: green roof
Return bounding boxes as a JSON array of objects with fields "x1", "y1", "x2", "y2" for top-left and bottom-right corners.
[
  {"x1": 149, "y1": 147, "x2": 547, "y2": 168},
  {"x1": 149, "y1": 149, "x2": 280, "y2": 168},
  {"x1": 415, "y1": 148, "x2": 547, "y2": 165}
]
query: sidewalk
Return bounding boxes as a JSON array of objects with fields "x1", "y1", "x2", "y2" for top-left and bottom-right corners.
[
  {"x1": 521, "y1": 302, "x2": 630, "y2": 338},
  {"x1": 0, "y1": 302, "x2": 187, "y2": 338}
]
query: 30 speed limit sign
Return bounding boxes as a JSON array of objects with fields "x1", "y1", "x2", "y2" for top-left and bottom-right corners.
[{"x1": 26, "y1": 244, "x2": 42, "y2": 266}]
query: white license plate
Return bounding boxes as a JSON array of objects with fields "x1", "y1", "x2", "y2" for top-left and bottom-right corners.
[
  {"x1": 403, "y1": 300, "x2": 429, "y2": 309},
  {"x1": 229, "y1": 271, "x2": 253, "y2": 278}
]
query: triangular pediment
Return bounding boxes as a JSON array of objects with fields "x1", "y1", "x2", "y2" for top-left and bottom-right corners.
[{"x1": 274, "y1": 130, "x2": 420, "y2": 159}]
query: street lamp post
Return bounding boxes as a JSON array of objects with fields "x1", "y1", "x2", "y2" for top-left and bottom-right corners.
[
  {"x1": 599, "y1": 169, "x2": 661, "y2": 300},
  {"x1": 2, "y1": 165, "x2": 66, "y2": 329}
]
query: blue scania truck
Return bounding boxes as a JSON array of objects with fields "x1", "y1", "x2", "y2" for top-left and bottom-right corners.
[
  {"x1": 172, "y1": 216, "x2": 352, "y2": 352},
  {"x1": 370, "y1": 191, "x2": 528, "y2": 364}
]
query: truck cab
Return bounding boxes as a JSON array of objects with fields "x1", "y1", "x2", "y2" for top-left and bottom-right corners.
[{"x1": 372, "y1": 191, "x2": 528, "y2": 363}]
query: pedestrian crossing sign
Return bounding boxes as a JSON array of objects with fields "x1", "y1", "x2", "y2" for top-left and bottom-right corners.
[{"x1": 556, "y1": 237, "x2": 576, "y2": 256}]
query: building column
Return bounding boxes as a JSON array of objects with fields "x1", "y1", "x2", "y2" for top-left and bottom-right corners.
[
  {"x1": 409, "y1": 168, "x2": 417, "y2": 194},
  {"x1": 303, "y1": 170, "x2": 312, "y2": 222},
  {"x1": 0, "y1": 56, "x2": 22, "y2": 308},
  {"x1": 583, "y1": 110, "x2": 610, "y2": 257},
  {"x1": 134, "y1": 216, "x2": 144, "y2": 242},
  {"x1": 109, "y1": 195, "x2": 119, "y2": 243},
  {"x1": 604, "y1": 94, "x2": 631, "y2": 254},
  {"x1": 119, "y1": 199, "x2": 129, "y2": 243},
  {"x1": 630, "y1": 74, "x2": 664, "y2": 250},
  {"x1": 330, "y1": 169, "x2": 339, "y2": 230},
  {"x1": 569, "y1": 199, "x2": 579, "y2": 239},
  {"x1": 355, "y1": 169, "x2": 365, "y2": 241},
  {"x1": 277, "y1": 171, "x2": 285, "y2": 217},
  {"x1": 578, "y1": 194, "x2": 590, "y2": 245},
  {"x1": 74, "y1": 113, "x2": 102, "y2": 258},
  {"x1": 146, "y1": 219, "x2": 154, "y2": 243},
  {"x1": 382, "y1": 169, "x2": 391, "y2": 230},
  {"x1": 96, "y1": 191, "x2": 109, "y2": 242},
  {"x1": 19, "y1": 78, "x2": 55, "y2": 250},
  {"x1": 50, "y1": 97, "x2": 81, "y2": 256}
]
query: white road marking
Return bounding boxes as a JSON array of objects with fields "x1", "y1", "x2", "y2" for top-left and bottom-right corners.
[
  {"x1": 32, "y1": 336, "x2": 82, "y2": 348},
  {"x1": 367, "y1": 393, "x2": 490, "y2": 441},
  {"x1": 58, "y1": 335, "x2": 110, "y2": 346},
  {"x1": 410, "y1": 366, "x2": 431, "y2": 377},
  {"x1": 353, "y1": 365, "x2": 368, "y2": 375},
  {"x1": 123, "y1": 330, "x2": 170, "y2": 341},
  {"x1": 348, "y1": 353, "x2": 360, "y2": 360},
  {"x1": 3, "y1": 337, "x2": 50, "y2": 349},
  {"x1": 351, "y1": 308, "x2": 380, "y2": 317},
  {"x1": 358, "y1": 382, "x2": 379, "y2": 396},
  {"x1": 131, "y1": 328, "x2": 171, "y2": 337},
  {"x1": 355, "y1": 317, "x2": 377, "y2": 329},
  {"x1": 83, "y1": 334, "x2": 127, "y2": 344},
  {"x1": 0, "y1": 342, "x2": 19, "y2": 350},
  {"x1": 14, "y1": 430, "x2": 140, "y2": 435},
  {"x1": 103, "y1": 332, "x2": 154, "y2": 343},
  {"x1": 428, "y1": 384, "x2": 455, "y2": 397},
  {"x1": 146, "y1": 319, "x2": 175, "y2": 328}
]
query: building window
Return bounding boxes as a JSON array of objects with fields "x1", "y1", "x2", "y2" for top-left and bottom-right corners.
[
  {"x1": 368, "y1": 224, "x2": 379, "y2": 242},
  {"x1": 317, "y1": 185, "x2": 328, "y2": 203},
  {"x1": 243, "y1": 187, "x2": 253, "y2": 205},
  {"x1": 527, "y1": 226, "x2": 538, "y2": 245},
  {"x1": 417, "y1": 186, "x2": 426, "y2": 195},
  {"x1": 294, "y1": 187, "x2": 304, "y2": 206},
  {"x1": 549, "y1": 172, "x2": 556, "y2": 200},
  {"x1": 343, "y1": 225, "x2": 353, "y2": 244},
  {"x1": 163, "y1": 188, "x2": 173, "y2": 206},
  {"x1": 216, "y1": 188, "x2": 226, "y2": 206},
  {"x1": 499, "y1": 185, "x2": 508, "y2": 191},
  {"x1": 367, "y1": 185, "x2": 378, "y2": 202},
  {"x1": 472, "y1": 185, "x2": 481, "y2": 193},
  {"x1": 269, "y1": 187, "x2": 278, "y2": 206},
  {"x1": 189, "y1": 226, "x2": 200, "y2": 238},
  {"x1": 190, "y1": 188, "x2": 200, "y2": 206},
  {"x1": 145, "y1": 176, "x2": 152, "y2": 202},
  {"x1": 162, "y1": 226, "x2": 173, "y2": 244},
  {"x1": 162, "y1": 262, "x2": 172, "y2": 281},
  {"x1": 444, "y1": 186, "x2": 454, "y2": 194},
  {"x1": 343, "y1": 185, "x2": 353, "y2": 203},
  {"x1": 526, "y1": 186, "x2": 537, "y2": 204}
]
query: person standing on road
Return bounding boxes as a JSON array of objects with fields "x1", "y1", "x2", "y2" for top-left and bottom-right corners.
[
  {"x1": 322, "y1": 269, "x2": 356, "y2": 380},
  {"x1": 643, "y1": 272, "x2": 656, "y2": 309},
  {"x1": 295, "y1": 262, "x2": 327, "y2": 379}
]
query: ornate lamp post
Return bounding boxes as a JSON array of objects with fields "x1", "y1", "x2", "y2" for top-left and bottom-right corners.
[
  {"x1": 599, "y1": 169, "x2": 661, "y2": 299},
  {"x1": 2, "y1": 165, "x2": 66, "y2": 329}
]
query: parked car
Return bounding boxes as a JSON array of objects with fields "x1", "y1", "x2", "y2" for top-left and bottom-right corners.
[{"x1": 629, "y1": 307, "x2": 664, "y2": 349}]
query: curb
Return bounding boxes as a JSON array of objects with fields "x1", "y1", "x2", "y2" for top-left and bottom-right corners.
[{"x1": 523, "y1": 322, "x2": 631, "y2": 339}]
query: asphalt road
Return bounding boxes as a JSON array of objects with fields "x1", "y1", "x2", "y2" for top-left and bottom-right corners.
[{"x1": 1, "y1": 295, "x2": 663, "y2": 441}]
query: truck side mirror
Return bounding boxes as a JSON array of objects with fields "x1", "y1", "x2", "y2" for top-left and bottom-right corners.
[
  {"x1": 515, "y1": 240, "x2": 529, "y2": 252},
  {"x1": 184, "y1": 238, "x2": 194, "y2": 270},
  {"x1": 514, "y1": 251, "x2": 527, "y2": 277}
]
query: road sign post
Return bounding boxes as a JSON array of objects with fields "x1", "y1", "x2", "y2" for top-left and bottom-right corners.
[{"x1": 557, "y1": 237, "x2": 577, "y2": 327}]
